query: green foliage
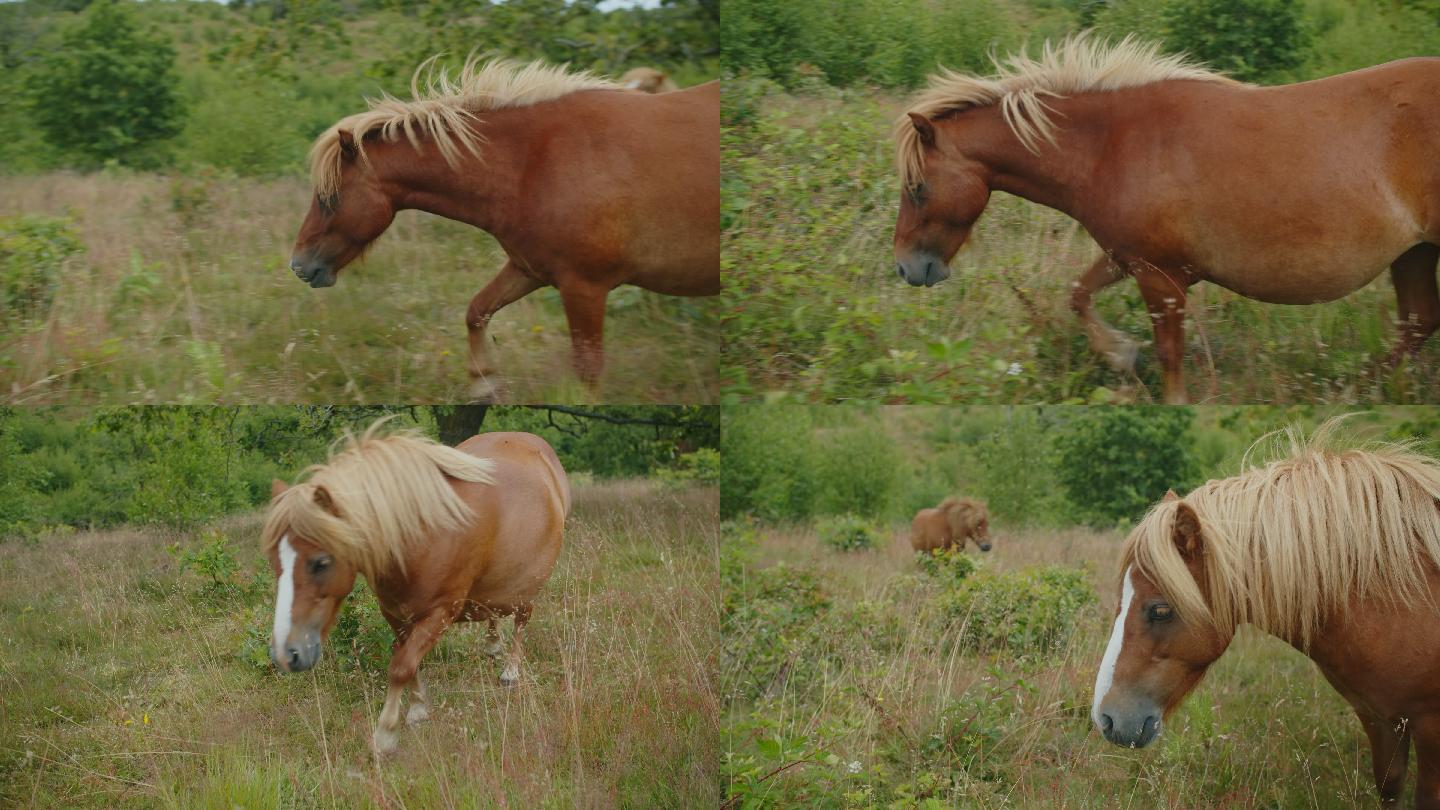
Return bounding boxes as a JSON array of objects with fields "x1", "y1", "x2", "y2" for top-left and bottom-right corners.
[
  {"x1": 0, "y1": 215, "x2": 82, "y2": 330},
  {"x1": 1163, "y1": 0, "x2": 1312, "y2": 82},
  {"x1": 327, "y1": 579, "x2": 393, "y2": 673},
  {"x1": 915, "y1": 546, "x2": 977, "y2": 583},
  {"x1": 722, "y1": 554, "x2": 833, "y2": 701},
  {"x1": 168, "y1": 528, "x2": 242, "y2": 594},
  {"x1": 655, "y1": 447, "x2": 721, "y2": 488},
  {"x1": 1052, "y1": 407, "x2": 1198, "y2": 527},
  {"x1": 24, "y1": 0, "x2": 184, "y2": 166},
  {"x1": 816, "y1": 514, "x2": 880, "y2": 552},
  {"x1": 937, "y1": 566, "x2": 1095, "y2": 658},
  {"x1": 721, "y1": 406, "x2": 817, "y2": 520}
]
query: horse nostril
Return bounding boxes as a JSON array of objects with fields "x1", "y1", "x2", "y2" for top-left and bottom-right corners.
[
  {"x1": 1101, "y1": 713, "x2": 1114, "y2": 734},
  {"x1": 287, "y1": 647, "x2": 302, "y2": 670},
  {"x1": 896, "y1": 265, "x2": 905, "y2": 279}
]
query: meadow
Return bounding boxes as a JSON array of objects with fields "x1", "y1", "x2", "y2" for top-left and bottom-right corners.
[
  {"x1": 721, "y1": 82, "x2": 1440, "y2": 405},
  {"x1": 0, "y1": 174, "x2": 718, "y2": 404},
  {"x1": 0, "y1": 479, "x2": 720, "y2": 808},
  {"x1": 722, "y1": 520, "x2": 1384, "y2": 808}
]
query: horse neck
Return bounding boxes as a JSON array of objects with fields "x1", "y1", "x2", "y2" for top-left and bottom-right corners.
[
  {"x1": 958, "y1": 96, "x2": 1113, "y2": 215},
  {"x1": 369, "y1": 114, "x2": 532, "y2": 236}
]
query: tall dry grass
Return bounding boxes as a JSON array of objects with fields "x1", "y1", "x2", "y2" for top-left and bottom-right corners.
[
  {"x1": 0, "y1": 172, "x2": 717, "y2": 405},
  {"x1": 0, "y1": 480, "x2": 719, "y2": 807},
  {"x1": 724, "y1": 521, "x2": 1382, "y2": 807}
]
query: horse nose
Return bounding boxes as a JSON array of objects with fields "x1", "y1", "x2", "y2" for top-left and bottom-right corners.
[
  {"x1": 1100, "y1": 713, "x2": 1114, "y2": 735},
  {"x1": 287, "y1": 646, "x2": 303, "y2": 671},
  {"x1": 979, "y1": 543, "x2": 992, "y2": 552},
  {"x1": 289, "y1": 257, "x2": 303, "y2": 273},
  {"x1": 896, "y1": 264, "x2": 905, "y2": 279}
]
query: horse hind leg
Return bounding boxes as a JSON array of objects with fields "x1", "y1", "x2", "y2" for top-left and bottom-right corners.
[
  {"x1": 1386, "y1": 243, "x2": 1440, "y2": 365},
  {"x1": 405, "y1": 670, "x2": 430, "y2": 725},
  {"x1": 1070, "y1": 253, "x2": 1140, "y2": 373},
  {"x1": 484, "y1": 616, "x2": 504, "y2": 661},
  {"x1": 500, "y1": 605, "x2": 532, "y2": 688},
  {"x1": 466, "y1": 261, "x2": 543, "y2": 403}
]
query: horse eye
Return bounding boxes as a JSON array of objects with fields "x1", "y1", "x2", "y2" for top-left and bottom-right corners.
[
  {"x1": 1147, "y1": 604, "x2": 1174, "y2": 623},
  {"x1": 309, "y1": 557, "x2": 331, "y2": 575}
]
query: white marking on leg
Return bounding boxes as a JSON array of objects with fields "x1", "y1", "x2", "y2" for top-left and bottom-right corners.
[
  {"x1": 500, "y1": 662, "x2": 519, "y2": 686},
  {"x1": 406, "y1": 672, "x2": 430, "y2": 724},
  {"x1": 1092, "y1": 566, "x2": 1135, "y2": 729},
  {"x1": 272, "y1": 536, "x2": 297, "y2": 664}
]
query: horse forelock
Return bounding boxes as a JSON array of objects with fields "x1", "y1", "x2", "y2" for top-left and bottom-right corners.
[
  {"x1": 260, "y1": 421, "x2": 498, "y2": 581},
  {"x1": 308, "y1": 55, "x2": 621, "y2": 200},
  {"x1": 893, "y1": 33, "x2": 1239, "y2": 188},
  {"x1": 1121, "y1": 420, "x2": 1440, "y2": 648}
]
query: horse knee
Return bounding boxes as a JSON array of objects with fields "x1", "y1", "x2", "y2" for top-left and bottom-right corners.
[{"x1": 1068, "y1": 283, "x2": 1091, "y2": 316}]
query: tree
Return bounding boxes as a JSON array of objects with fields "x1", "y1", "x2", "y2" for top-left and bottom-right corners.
[
  {"x1": 1053, "y1": 407, "x2": 1198, "y2": 527},
  {"x1": 1163, "y1": 0, "x2": 1311, "y2": 83},
  {"x1": 24, "y1": 0, "x2": 184, "y2": 166}
]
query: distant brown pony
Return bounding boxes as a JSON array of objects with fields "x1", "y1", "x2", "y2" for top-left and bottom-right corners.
[
  {"x1": 1092, "y1": 425, "x2": 1440, "y2": 807},
  {"x1": 894, "y1": 35, "x2": 1440, "y2": 403},
  {"x1": 290, "y1": 57, "x2": 719, "y2": 400},
  {"x1": 264, "y1": 421, "x2": 570, "y2": 754},
  {"x1": 910, "y1": 496, "x2": 991, "y2": 553},
  {"x1": 620, "y1": 67, "x2": 680, "y2": 93}
]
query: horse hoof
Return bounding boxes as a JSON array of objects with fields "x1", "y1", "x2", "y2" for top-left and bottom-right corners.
[
  {"x1": 372, "y1": 727, "x2": 400, "y2": 756},
  {"x1": 500, "y1": 664, "x2": 520, "y2": 688},
  {"x1": 1104, "y1": 341, "x2": 1140, "y2": 374},
  {"x1": 406, "y1": 704, "x2": 430, "y2": 724},
  {"x1": 467, "y1": 376, "x2": 504, "y2": 404}
]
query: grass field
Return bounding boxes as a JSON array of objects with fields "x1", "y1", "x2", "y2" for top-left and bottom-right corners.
[
  {"x1": 723, "y1": 520, "x2": 1386, "y2": 808},
  {"x1": 0, "y1": 480, "x2": 719, "y2": 808},
  {"x1": 0, "y1": 173, "x2": 718, "y2": 405},
  {"x1": 721, "y1": 83, "x2": 1440, "y2": 405}
]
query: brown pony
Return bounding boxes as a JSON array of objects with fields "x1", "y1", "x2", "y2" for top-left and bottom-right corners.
[
  {"x1": 910, "y1": 496, "x2": 991, "y2": 553},
  {"x1": 620, "y1": 67, "x2": 680, "y2": 93},
  {"x1": 290, "y1": 57, "x2": 719, "y2": 401},
  {"x1": 1092, "y1": 426, "x2": 1440, "y2": 807},
  {"x1": 894, "y1": 35, "x2": 1440, "y2": 403},
  {"x1": 263, "y1": 421, "x2": 570, "y2": 754}
]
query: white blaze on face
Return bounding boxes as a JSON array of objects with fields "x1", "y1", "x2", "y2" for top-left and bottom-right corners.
[
  {"x1": 272, "y1": 536, "x2": 298, "y2": 662},
  {"x1": 1092, "y1": 566, "x2": 1136, "y2": 728}
]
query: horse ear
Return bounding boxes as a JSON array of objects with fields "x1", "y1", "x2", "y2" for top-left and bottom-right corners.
[
  {"x1": 337, "y1": 130, "x2": 358, "y2": 160},
  {"x1": 908, "y1": 113, "x2": 936, "y2": 147},
  {"x1": 1162, "y1": 489, "x2": 1179, "y2": 502},
  {"x1": 1173, "y1": 502, "x2": 1203, "y2": 559},
  {"x1": 270, "y1": 479, "x2": 288, "y2": 499},
  {"x1": 313, "y1": 485, "x2": 340, "y2": 517}
]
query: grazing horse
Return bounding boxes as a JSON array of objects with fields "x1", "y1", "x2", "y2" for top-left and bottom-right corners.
[
  {"x1": 263, "y1": 422, "x2": 570, "y2": 754},
  {"x1": 1091, "y1": 427, "x2": 1440, "y2": 807},
  {"x1": 290, "y1": 57, "x2": 719, "y2": 401},
  {"x1": 910, "y1": 496, "x2": 992, "y2": 553},
  {"x1": 620, "y1": 67, "x2": 679, "y2": 93},
  {"x1": 893, "y1": 35, "x2": 1440, "y2": 403}
]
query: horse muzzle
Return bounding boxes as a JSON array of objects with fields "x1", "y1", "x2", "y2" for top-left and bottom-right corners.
[
  {"x1": 289, "y1": 256, "x2": 337, "y2": 289},
  {"x1": 272, "y1": 632, "x2": 322, "y2": 673},
  {"x1": 978, "y1": 542, "x2": 992, "y2": 552},
  {"x1": 1097, "y1": 704, "x2": 1162, "y2": 748},
  {"x1": 895, "y1": 252, "x2": 950, "y2": 288}
]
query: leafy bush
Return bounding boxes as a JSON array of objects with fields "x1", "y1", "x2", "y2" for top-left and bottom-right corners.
[
  {"x1": 1164, "y1": 0, "x2": 1311, "y2": 83},
  {"x1": 938, "y1": 566, "x2": 1095, "y2": 657},
  {"x1": 24, "y1": 0, "x2": 184, "y2": 166},
  {"x1": 816, "y1": 514, "x2": 880, "y2": 552},
  {"x1": 1053, "y1": 407, "x2": 1198, "y2": 527},
  {"x1": 722, "y1": 551, "x2": 833, "y2": 701},
  {"x1": 0, "y1": 215, "x2": 83, "y2": 329},
  {"x1": 916, "y1": 546, "x2": 977, "y2": 583},
  {"x1": 168, "y1": 528, "x2": 242, "y2": 595},
  {"x1": 721, "y1": 406, "x2": 817, "y2": 520},
  {"x1": 656, "y1": 447, "x2": 721, "y2": 488}
]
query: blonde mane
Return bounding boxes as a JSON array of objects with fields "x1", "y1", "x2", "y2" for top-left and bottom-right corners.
[
  {"x1": 894, "y1": 33, "x2": 1238, "y2": 188},
  {"x1": 261, "y1": 420, "x2": 496, "y2": 581},
  {"x1": 1122, "y1": 421, "x2": 1440, "y2": 648},
  {"x1": 309, "y1": 55, "x2": 620, "y2": 199}
]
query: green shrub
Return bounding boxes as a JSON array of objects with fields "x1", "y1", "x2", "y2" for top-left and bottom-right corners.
[
  {"x1": 656, "y1": 447, "x2": 721, "y2": 488},
  {"x1": 1052, "y1": 407, "x2": 1198, "y2": 528},
  {"x1": 0, "y1": 215, "x2": 83, "y2": 329},
  {"x1": 916, "y1": 546, "x2": 977, "y2": 583},
  {"x1": 938, "y1": 566, "x2": 1095, "y2": 658},
  {"x1": 1163, "y1": 0, "x2": 1312, "y2": 83},
  {"x1": 816, "y1": 514, "x2": 880, "y2": 552},
  {"x1": 722, "y1": 559, "x2": 832, "y2": 701},
  {"x1": 168, "y1": 528, "x2": 242, "y2": 595}
]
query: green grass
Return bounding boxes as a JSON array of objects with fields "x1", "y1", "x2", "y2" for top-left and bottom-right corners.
[
  {"x1": 723, "y1": 521, "x2": 1386, "y2": 808},
  {"x1": 721, "y1": 81, "x2": 1440, "y2": 404},
  {"x1": 0, "y1": 479, "x2": 719, "y2": 807},
  {"x1": 0, "y1": 172, "x2": 718, "y2": 405}
]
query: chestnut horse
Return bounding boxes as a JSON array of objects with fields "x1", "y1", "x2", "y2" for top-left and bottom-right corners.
[
  {"x1": 894, "y1": 35, "x2": 1440, "y2": 403},
  {"x1": 620, "y1": 67, "x2": 679, "y2": 93},
  {"x1": 290, "y1": 57, "x2": 719, "y2": 401},
  {"x1": 263, "y1": 422, "x2": 570, "y2": 754},
  {"x1": 910, "y1": 496, "x2": 991, "y2": 553},
  {"x1": 1091, "y1": 428, "x2": 1440, "y2": 807}
]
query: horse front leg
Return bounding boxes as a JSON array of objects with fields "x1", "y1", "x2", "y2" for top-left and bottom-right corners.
[
  {"x1": 557, "y1": 281, "x2": 609, "y2": 389},
  {"x1": 500, "y1": 605, "x2": 532, "y2": 688},
  {"x1": 1133, "y1": 265, "x2": 1192, "y2": 404},
  {"x1": 1355, "y1": 710, "x2": 1412, "y2": 806},
  {"x1": 1386, "y1": 243, "x2": 1440, "y2": 366},
  {"x1": 1412, "y1": 714, "x2": 1440, "y2": 809},
  {"x1": 1070, "y1": 253, "x2": 1140, "y2": 373},
  {"x1": 466, "y1": 261, "x2": 543, "y2": 403},
  {"x1": 374, "y1": 608, "x2": 453, "y2": 756}
]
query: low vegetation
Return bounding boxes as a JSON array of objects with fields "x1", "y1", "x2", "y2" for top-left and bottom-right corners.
[{"x1": 0, "y1": 479, "x2": 719, "y2": 807}]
